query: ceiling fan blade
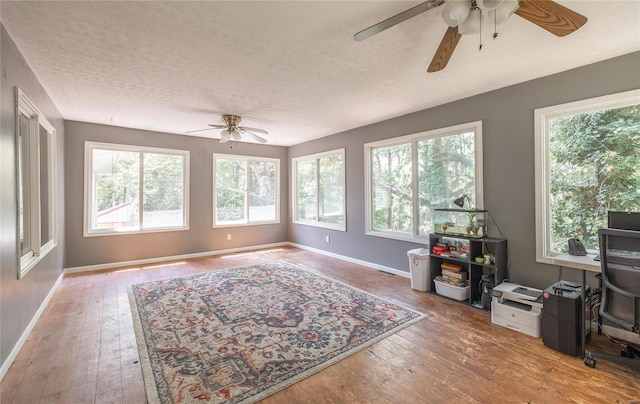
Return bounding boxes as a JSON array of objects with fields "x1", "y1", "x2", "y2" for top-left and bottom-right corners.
[
  {"x1": 515, "y1": 0, "x2": 587, "y2": 37},
  {"x1": 427, "y1": 26, "x2": 462, "y2": 73},
  {"x1": 186, "y1": 127, "x2": 215, "y2": 134},
  {"x1": 239, "y1": 129, "x2": 267, "y2": 144},
  {"x1": 239, "y1": 126, "x2": 268, "y2": 135},
  {"x1": 354, "y1": 0, "x2": 446, "y2": 41},
  {"x1": 208, "y1": 124, "x2": 228, "y2": 129}
]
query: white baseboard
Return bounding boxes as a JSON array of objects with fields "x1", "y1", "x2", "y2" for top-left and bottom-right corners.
[
  {"x1": 0, "y1": 271, "x2": 65, "y2": 382},
  {"x1": 65, "y1": 242, "x2": 411, "y2": 279},
  {"x1": 64, "y1": 242, "x2": 290, "y2": 274},
  {"x1": 289, "y1": 243, "x2": 410, "y2": 278}
]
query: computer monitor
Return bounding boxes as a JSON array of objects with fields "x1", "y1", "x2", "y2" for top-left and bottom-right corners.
[
  {"x1": 608, "y1": 211, "x2": 640, "y2": 231},
  {"x1": 607, "y1": 211, "x2": 640, "y2": 252}
]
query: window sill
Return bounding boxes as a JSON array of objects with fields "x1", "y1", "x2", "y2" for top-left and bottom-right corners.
[
  {"x1": 365, "y1": 230, "x2": 428, "y2": 244},
  {"x1": 293, "y1": 220, "x2": 346, "y2": 232},
  {"x1": 84, "y1": 226, "x2": 189, "y2": 237},
  {"x1": 19, "y1": 242, "x2": 56, "y2": 279},
  {"x1": 213, "y1": 221, "x2": 281, "y2": 229}
]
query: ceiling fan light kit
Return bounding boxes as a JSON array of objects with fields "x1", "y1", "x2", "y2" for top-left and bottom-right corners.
[
  {"x1": 187, "y1": 114, "x2": 268, "y2": 144},
  {"x1": 457, "y1": 7, "x2": 482, "y2": 35},
  {"x1": 442, "y1": 0, "x2": 471, "y2": 27},
  {"x1": 444, "y1": 0, "x2": 524, "y2": 36},
  {"x1": 355, "y1": 0, "x2": 587, "y2": 73}
]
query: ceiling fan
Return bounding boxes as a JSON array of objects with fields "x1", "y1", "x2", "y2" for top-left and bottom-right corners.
[
  {"x1": 354, "y1": 0, "x2": 587, "y2": 73},
  {"x1": 187, "y1": 114, "x2": 268, "y2": 143}
]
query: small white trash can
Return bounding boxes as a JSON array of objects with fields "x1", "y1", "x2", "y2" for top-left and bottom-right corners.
[{"x1": 407, "y1": 248, "x2": 431, "y2": 291}]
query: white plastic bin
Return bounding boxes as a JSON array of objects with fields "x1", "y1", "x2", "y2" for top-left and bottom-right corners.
[
  {"x1": 407, "y1": 248, "x2": 431, "y2": 291},
  {"x1": 434, "y1": 278, "x2": 470, "y2": 301}
]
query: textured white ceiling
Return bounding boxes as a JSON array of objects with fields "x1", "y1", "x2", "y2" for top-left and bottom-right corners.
[{"x1": 2, "y1": 1, "x2": 639, "y2": 146}]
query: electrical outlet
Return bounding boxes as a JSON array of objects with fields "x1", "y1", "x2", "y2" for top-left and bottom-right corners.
[
  {"x1": 227, "y1": 234, "x2": 231, "y2": 241},
  {"x1": 326, "y1": 235, "x2": 330, "y2": 243}
]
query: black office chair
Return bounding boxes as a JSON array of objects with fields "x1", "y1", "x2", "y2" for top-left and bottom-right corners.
[{"x1": 584, "y1": 228, "x2": 640, "y2": 369}]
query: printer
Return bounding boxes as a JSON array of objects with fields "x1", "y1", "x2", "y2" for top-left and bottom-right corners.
[{"x1": 491, "y1": 282, "x2": 543, "y2": 338}]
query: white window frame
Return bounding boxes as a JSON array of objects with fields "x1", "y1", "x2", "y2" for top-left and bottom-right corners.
[
  {"x1": 84, "y1": 142, "x2": 190, "y2": 236},
  {"x1": 292, "y1": 148, "x2": 346, "y2": 231},
  {"x1": 365, "y1": 121, "x2": 483, "y2": 243},
  {"x1": 16, "y1": 88, "x2": 57, "y2": 279},
  {"x1": 534, "y1": 89, "x2": 640, "y2": 270},
  {"x1": 212, "y1": 153, "x2": 280, "y2": 228}
]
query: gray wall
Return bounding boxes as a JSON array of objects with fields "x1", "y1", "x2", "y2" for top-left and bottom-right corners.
[
  {"x1": 289, "y1": 51, "x2": 640, "y2": 291},
  {"x1": 64, "y1": 121, "x2": 289, "y2": 268},
  {"x1": 0, "y1": 25, "x2": 65, "y2": 367}
]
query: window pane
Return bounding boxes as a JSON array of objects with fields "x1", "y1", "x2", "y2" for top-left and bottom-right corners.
[
  {"x1": 39, "y1": 124, "x2": 52, "y2": 246},
  {"x1": 92, "y1": 149, "x2": 140, "y2": 231},
  {"x1": 371, "y1": 144, "x2": 412, "y2": 233},
  {"x1": 16, "y1": 89, "x2": 58, "y2": 277},
  {"x1": 248, "y1": 161, "x2": 276, "y2": 222},
  {"x1": 417, "y1": 132, "x2": 476, "y2": 234},
  {"x1": 18, "y1": 113, "x2": 31, "y2": 257},
  {"x1": 296, "y1": 160, "x2": 317, "y2": 221},
  {"x1": 319, "y1": 154, "x2": 344, "y2": 224},
  {"x1": 143, "y1": 153, "x2": 185, "y2": 228},
  {"x1": 549, "y1": 104, "x2": 640, "y2": 251},
  {"x1": 216, "y1": 158, "x2": 246, "y2": 225}
]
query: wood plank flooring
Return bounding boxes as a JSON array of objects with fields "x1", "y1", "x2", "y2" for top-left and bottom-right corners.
[{"x1": 1, "y1": 246, "x2": 638, "y2": 403}]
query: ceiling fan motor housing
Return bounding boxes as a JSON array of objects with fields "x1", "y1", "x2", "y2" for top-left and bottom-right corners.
[{"x1": 222, "y1": 114, "x2": 242, "y2": 127}]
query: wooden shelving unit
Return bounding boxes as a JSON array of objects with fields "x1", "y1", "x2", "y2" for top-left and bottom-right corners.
[{"x1": 429, "y1": 233, "x2": 507, "y2": 308}]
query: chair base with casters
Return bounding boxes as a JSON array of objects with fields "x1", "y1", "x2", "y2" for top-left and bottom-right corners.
[{"x1": 584, "y1": 343, "x2": 640, "y2": 368}]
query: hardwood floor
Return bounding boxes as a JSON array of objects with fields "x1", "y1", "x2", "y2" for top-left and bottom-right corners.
[{"x1": 1, "y1": 246, "x2": 638, "y2": 403}]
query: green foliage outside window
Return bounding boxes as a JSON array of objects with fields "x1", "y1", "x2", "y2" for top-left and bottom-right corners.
[
  {"x1": 549, "y1": 104, "x2": 640, "y2": 251},
  {"x1": 319, "y1": 154, "x2": 344, "y2": 224},
  {"x1": 94, "y1": 149, "x2": 140, "y2": 228},
  {"x1": 418, "y1": 133, "x2": 475, "y2": 234},
  {"x1": 92, "y1": 147, "x2": 186, "y2": 231},
  {"x1": 371, "y1": 143, "x2": 413, "y2": 233},
  {"x1": 371, "y1": 131, "x2": 476, "y2": 235},
  {"x1": 294, "y1": 151, "x2": 344, "y2": 226},
  {"x1": 216, "y1": 158, "x2": 247, "y2": 223},
  {"x1": 296, "y1": 160, "x2": 317, "y2": 221},
  {"x1": 143, "y1": 153, "x2": 185, "y2": 211},
  {"x1": 215, "y1": 157, "x2": 278, "y2": 225}
]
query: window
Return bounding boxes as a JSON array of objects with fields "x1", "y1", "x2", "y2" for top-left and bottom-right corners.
[
  {"x1": 213, "y1": 154, "x2": 279, "y2": 227},
  {"x1": 85, "y1": 142, "x2": 189, "y2": 236},
  {"x1": 535, "y1": 89, "x2": 640, "y2": 264},
  {"x1": 16, "y1": 88, "x2": 56, "y2": 278},
  {"x1": 365, "y1": 122, "x2": 483, "y2": 242},
  {"x1": 292, "y1": 149, "x2": 345, "y2": 230}
]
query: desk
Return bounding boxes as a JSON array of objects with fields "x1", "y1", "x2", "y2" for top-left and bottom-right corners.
[
  {"x1": 549, "y1": 253, "x2": 601, "y2": 359},
  {"x1": 550, "y1": 253, "x2": 601, "y2": 273}
]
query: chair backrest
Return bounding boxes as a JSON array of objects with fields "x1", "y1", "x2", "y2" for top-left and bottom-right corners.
[{"x1": 598, "y1": 228, "x2": 640, "y2": 334}]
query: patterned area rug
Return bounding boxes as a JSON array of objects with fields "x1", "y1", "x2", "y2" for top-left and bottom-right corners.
[{"x1": 128, "y1": 261, "x2": 425, "y2": 403}]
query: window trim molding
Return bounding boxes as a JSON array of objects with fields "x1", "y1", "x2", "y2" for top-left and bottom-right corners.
[
  {"x1": 15, "y1": 88, "x2": 57, "y2": 279},
  {"x1": 83, "y1": 141, "x2": 190, "y2": 237},
  {"x1": 291, "y1": 148, "x2": 346, "y2": 231},
  {"x1": 534, "y1": 88, "x2": 640, "y2": 269},
  {"x1": 212, "y1": 153, "x2": 281, "y2": 228},
  {"x1": 364, "y1": 120, "x2": 483, "y2": 243}
]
